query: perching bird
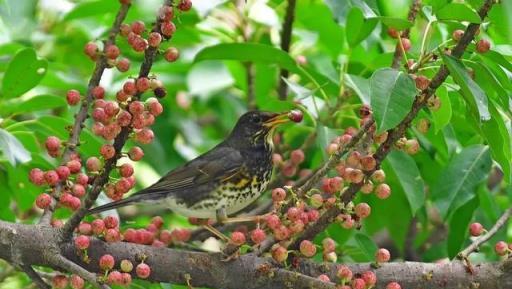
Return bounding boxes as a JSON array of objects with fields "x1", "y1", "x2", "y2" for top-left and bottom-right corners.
[{"x1": 88, "y1": 111, "x2": 294, "y2": 224}]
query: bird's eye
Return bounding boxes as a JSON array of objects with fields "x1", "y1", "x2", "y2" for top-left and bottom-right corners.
[{"x1": 251, "y1": 116, "x2": 261, "y2": 123}]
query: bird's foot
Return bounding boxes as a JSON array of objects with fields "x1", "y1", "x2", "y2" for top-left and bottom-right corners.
[
  {"x1": 221, "y1": 244, "x2": 241, "y2": 262},
  {"x1": 218, "y1": 213, "x2": 269, "y2": 224}
]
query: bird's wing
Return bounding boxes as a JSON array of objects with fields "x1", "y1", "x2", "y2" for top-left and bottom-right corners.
[{"x1": 134, "y1": 145, "x2": 245, "y2": 200}]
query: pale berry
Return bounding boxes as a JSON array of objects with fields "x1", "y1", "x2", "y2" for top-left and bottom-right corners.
[
  {"x1": 105, "y1": 228, "x2": 121, "y2": 242},
  {"x1": 290, "y1": 149, "x2": 305, "y2": 165},
  {"x1": 376, "y1": 248, "x2": 391, "y2": 263},
  {"x1": 120, "y1": 23, "x2": 131, "y2": 36},
  {"x1": 148, "y1": 32, "x2": 162, "y2": 47},
  {"x1": 375, "y1": 183, "x2": 391, "y2": 199},
  {"x1": 322, "y1": 238, "x2": 336, "y2": 253},
  {"x1": 452, "y1": 29, "x2": 464, "y2": 41},
  {"x1": 299, "y1": 240, "x2": 316, "y2": 257},
  {"x1": 336, "y1": 265, "x2": 352, "y2": 280},
  {"x1": 399, "y1": 38, "x2": 411, "y2": 51},
  {"x1": 355, "y1": 202, "x2": 371, "y2": 219},
  {"x1": 86, "y1": 157, "x2": 102, "y2": 172},
  {"x1": 120, "y1": 259, "x2": 134, "y2": 272},
  {"x1": 271, "y1": 244, "x2": 288, "y2": 262},
  {"x1": 310, "y1": 193, "x2": 323, "y2": 208},
  {"x1": 271, "y1": 188, "x2": 286, "y2": 203},
  {"x1": 78, "y1": 222, "x2": 92, "y2": 235}
]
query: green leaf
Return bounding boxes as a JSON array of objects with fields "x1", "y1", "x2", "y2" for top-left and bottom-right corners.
[
  {"x1": 316, "y1": 125, "x2": 343, "y2": 160},
  {"x1": 470, "y1": 61, "x2": 509, "y2": 111},
  {"x1": 481, "y1": 50, "x2": 512, "y2": 74},
  {"x1": 387, "y1": 150, "x2": 425, "y2": 215},
  {"x1": 442, "y1": 54, "x2": 490, "y2": 121},
  {"x1": 431, "y1": 145, "x2": 492, "y2": 220},
  {"x1": 63, "y1": 1, "x2": 119, "y2": 21},
  {"x1": 0, "y1": 171, "x2": 15, "y2": 221},
  {"x1": 447, "y1": 197, "x2": 479, "y2": 259},
  {"x1": 325, "y1": 0, "x2": 377, "y2": 23},
  {"x1": 370, "y1": 68, "x2": 417, "y2": 133},
  {"x1": 436, "y1": 3, "x2": 481, "y2": 23},
  {"x1": 432, "y1": 85, "x2": 452, "y2": 133},
  {"x1": 345, "y1": 7, "x2": 378, "y2": 47},
  {"x1": 354, "y1": 232, "x2": 378, "y2": 262},
  {"x1": 0, "y1": 94, "x2": 66, "y2": 116},
  {"x1": 345, "y1": 74, "x2": 370, "y2": 104},
  {"x1": 0, "y1": 128, "x2": 31, "y2": 166},
  {"x1": 2, "y1": 48, "x2": 47, "y2": 99},
  {"x1": 194, "y1": 43, "x2": 299, "y2": 74},
  {"x1": 376, "y1": 16, "x2": 413, "y2": 30},
  {"x1": 187, "y1": 61, "x2": 234, "y2": 98}
]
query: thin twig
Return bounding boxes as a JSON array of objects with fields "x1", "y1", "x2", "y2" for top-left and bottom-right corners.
[
  {"x1": 459, "y1": 208, "x2": 512, "y2": 258},
  {"x1": 49, "y1": 255, "x2": 111, "y2": 289},
  {"x1": 277, "y1": 0, "x2": 297, "y2": 99},
  {"x1": 20, "y1": 265, "x2": 50, "y2": 289},
  {"x1": 62, "y1": 0, "x2": 174, "y2": 239},
  {"x1": 391, "y1": 0, "x2": 422, "y2": 69},
  {"x1": 39, "y1": 3, "x2": 131, "y2": 225},
  {"x1": 246, "y1": 62, "x2": 256, "y2": 110}
]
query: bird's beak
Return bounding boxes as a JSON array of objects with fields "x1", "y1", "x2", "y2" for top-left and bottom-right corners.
[{"x1": 263, "y1": 112, "x2": 290, "y2": 128}]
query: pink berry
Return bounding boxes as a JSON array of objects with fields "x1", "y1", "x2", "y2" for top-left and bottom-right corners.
[
  {"x1": 105, "y1": 45, "x2": 120, "y2": 59},
  {"x1": 72, "y1": 184, "x2": 86, "y2": 197},
  {"x1": 360, "y1": 155, "x2": 376, "y2": 171},
  {"x1": 399, "y1": 38, "x2": 411, "y2": 51},
  {"x1": 119, "y1": 163, "x2": 134, "y2": 177},
  {"x1": 469, "y1": 222, "x2": 484, "y2": 237},
  {"x1": 78, "y1": 222, "x2": 92, "y2": 235},
  {"x1": 336, "y1": 265, "x2": 352, "y2": 280},
  {"x1": 121, "y1": 273, "x2": 132, "y2": 286},
  {"x1": 178, "y1": 0, "x2": 192, "y2": 11},
  {"x1": 376, "y1": 248, "x2": 391, "y2": 263},
  {"x1": 136, "y1": 77, "x2": 151, "y2": 92},
  {"x1": 116, "y1": 58, "x2": 130, "y2": 72},
  {"x1": 129, "y1": 101, "x2": 144, "y2": 114},
  {"x1": 250, "y1": 228, "x2": 266, "y2": 244},
  {"x1": 92, "y1": 107, "x2": 107, "y2": 122},
  {"x1": 362, "y1": 271, "x2": 377, "y2": 286},
  {"x1": 290, "y1": 149, "x2": 305, "y2": 165},
  {"x1": 354, "y1": 202, "x2": 371, "y2": 219},
  {"x1": 66, "y1": 89, "x2": 81, "y2": 105},
  {"x1": 322, "y1": 238, "x2": 336, "y2": 253},
  {"x1": 136, "y1": 263, "x2": 151, "y2": 279},
  {"x1": 287, "y1": 207, "x2": 301, "y2": 222},
  {"x1": 299, "y1": 240, "x2": 317, "y2": 257},
  {"x1": 371, "y1": 170, "x2": 386, "y2": 183},
  {"x1": 271, "y1": 244, "x2": 288, "y2": 262},
  {"x1": 35, "y1": 193, "x2": 52, "y2": 209},
  {"x1": 92, "y1": 86, "x2": 105, "y2": 99},
  {"x1": 164, "y1": 47, "x2": 179, "y2": 62},
  {"x1": 117, "y1": 110, "x2": 132, "y2": 127},
  {"x1": 135, "y1": 128, "x2": 154, "y2": 144},
  {"x1": 352, "y1": 278, "x2": 366, "y2": 289},
  {"x1": 288, "y1": 110, "x2": 303, "y2": 122},
  {"x1": 148, "y1": 32, "x2": 162, "y2": 47},
  {"x1": 129, "y1": 146, "x2": 144, "y2": 161},
  {"x1": 230, "y1": 231, "x2": 246, "y2": 245},
  {"x1": 86, "y1": 157, "x2": 102, "y2": 172},
  {"x1": 56, "y1": 166, "x2": 71, "y2": 180},
  {"x1": 99, "y1": 254, "x2": 115, "y2": 270},
  {"x1": 317, "y1": 274, "x2": 330, "y2": 283},
  {"x1": 100, "y1": 144, "x2": 116, "y2": 160},
  {"x1": 265, "y1": 214, "x2": 281, "y2": 230},
  {"x1": 70, "y1": 275, "x2": 84, "y2": 289},
  {"x1": 476, "y1": 39, "x2": 490, "y2": 53},
  {"x1": 52, "y1": 275, "x2": 68, "y2": 289},
  {"x1": 104, "y1": 215, "x2": 119, "y2": 229},
  {"x1": 107, "y1": 270, "x2": 123, "y2": 285},
  {"x1": 105, "y1": 228, "x2": 121, "y2": 242},
  {"x1": 104, "y1": 101, "x2": 120, "y2": 117},
  {"x1": 131, "y1": 21, "x2": 145, "y2": 35},
  {"x1": 74, "y1": 235, "x2": 90, "y2": 250},
  {"x1": 45, "y1": 170, "x2": 60, "y2": 186},
  {"x1": 386, "y1": 282, "x2": 402, "y2": 289},
  {"x1": 91, "y1": 219, "x2": 106, "y2": 235},
  {"x1": 495, "y1": 241, "x2": 508, "y2": 256},
  {"x1": 123, "y1": 81, "x2": 137, "y2": 95},
  {"x1": 271, "y1": 188, "x2": 286, "y2": 203},
  {"x1": 29, "y1": 168, "x2": 45, "y2": 186},
  {"x1": 84, "y1": 42, "x2": 98, "y2": 59},
  {"x1": 375, "y1": 183, "x2": 391, "y2": 199},
  {"x1": 45, "y1": 136, "x2": 61, "y2": 152},
  {"x1": 147, "y1": 98, "x2": 163, "y2": 116}
]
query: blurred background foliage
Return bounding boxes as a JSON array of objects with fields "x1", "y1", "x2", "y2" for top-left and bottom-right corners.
[{"x1": 0, "y1": 0, "x2": 511, "y2": 288}]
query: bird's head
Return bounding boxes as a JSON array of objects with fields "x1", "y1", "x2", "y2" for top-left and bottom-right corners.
[{"x1": 227, "y1": 110, "x2": 290, "y2": 148}]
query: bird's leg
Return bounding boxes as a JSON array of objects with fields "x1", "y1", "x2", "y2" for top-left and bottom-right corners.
[
  {"x1": 216, "y1": 208, "x2": 269, "y2": 224},
  {"x1": 202, "y1": 224, "x2": 230, "y2": 242}
]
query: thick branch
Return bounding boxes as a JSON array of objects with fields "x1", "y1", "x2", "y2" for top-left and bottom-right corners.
[
  {"x1": 277, "y1": 0, "x2": 297, "y2": 100},
  {"x1": 391, "y1": 0, "x2": 421, "y2": 69},
  {"x1": 2, "y1": 221, "x2": 512, "y2": 289},
  {"x1": 39, "y1": 3, "x2": 131, "y2": 225},
  {"x1": 62, "y1": 0, "x2": 173, "y2": 239},
  {"x1": 460, "y1": 208, "x2": 512, "y2": 258}
]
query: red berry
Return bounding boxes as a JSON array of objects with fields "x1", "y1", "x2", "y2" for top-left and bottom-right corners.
[
  {"x1": 290, "y1": 149, "x2": 305, "y2": 165},
  {"x1": 299, "y1": 240, "x2": 317, "y2": 257},
  {"x1": 352, "y1": 278, "x2": 366, "y2": 289},
  {"x1": 100, "y1": 144, "x2": 116, "y2": 159},
  {"x1": 117, "y1": 110, "x2": 132, "y2": 127},
  {"x1": 354, "y1": 202, "x2": 371, "y2": 219},
  {"x1": 56, "y1": 166, "x2": 71, "y2": 180},
  {"x1": 387, "y1": 28, "x2": 400, "y2": 39},
  {"x1": 72, "y1": 184, "x2": 86, "y2": 197},
  {"x1": 230, "y1": 231, "x2": 246, "y2": 245},
  {"x1": 178, "y1": 0, "x2": 192, "y2": 11},
  {"x1": 129, "y1": 101, "x2": 144, "y2": 114},
  {"x1": 105, "y1": 45, "x2": 120, "y2": 59},
  {"x1": 495, "y1": 241, "x2": 508, "y2": 256},
  {"x1": 52, "y1": 275, "x2": 68, "y2": 289},
  {"x1": 148, "y1": 32, "x2": 162, "y2": 47},
  {"x1": 91, "y1": 219, "x2": 106, "y2": 235},
  {"x1": 336, "y1": 265, "x2": 352, "y2": 280},
  {"x1": 132, "y1": 37, "x2": 148, "y2": 52},
  {"x1": 131, "y1": 21, "x2": 145, "y2": 35},
  {"x1": 271, "y1": 244, "x2": 288, "y2": 262},
  {"x1": 119, "y1": 163, "x2": 134, "y2": 177},
  {"x1": 136, "y1": 263, "x2": 151, "y2": 279},
  {"x1": 121, "y1": 273, "x2": 132, "y2": 286},
  {"x1": 287, "y1": 207, "x2": 301, "y2": 222},
  {"x1": 375, "y1": 183, "x2": 391, "y2": 199},
  {"x1": 107, "y1": 270, "x2": 123, "y2": 285},
  {"x1": 103, "y1": 215, "x2": 118, "y2": 229},
  {"x1": 35, "y1": 193, "x2": 52, "y2": 209},
  {"x1": 386, "y1": 282, "x2": 402, "y2": 289},
  {"x1": 151, "y1": 216, "x2": 164, "y2": 229},
  {"x1": 86, "y1": 157, "x2": 102, "y2": 172},
  {"x1": 469, "y1": 222, "x2": 484, "y2": 237},
  {"x1": 29, "y1": 168, "x2": 45, "y2": 186},
  {"x1": 78, "y1": 222, "x2": 92, "y2": 235},
  {"x1": 45, "y1": 170, "x2": 60, "y2": 186},
  {"x1": 164, "y1": 47, "x2": 179, "y2": 62},
  {"x1": 70, "y1": 275, "x2": 84, "y2": 289},
  {"x1": 105, "y1": 228, "x2": 121, "y2": 242},
  {"x1": 288, "y1": 110, "x2": 303, "y2": 122},
  {"x1": 84, "y1": 42, "x2": 98, "y2": 59},
  {"x1": 123, "y1": 81, "x2": 137, "y2": 95},
  {"x1": 66, "y1": 89, "x2": 81, "y2": 105},
  {"x1": 99, "y1": 254, "x2": 115, "y2": 270},
  {"x1": 116, "y1": 58, "x2": 130, "y2": 72},
  {"x1": 265, "y1": 214, "x2": 281, "y2": 230},
  {"x1": 92, "y1": 86, "x2": 105, "y2": 99},
  {"x1": 452, "y1": 29, "x2": 464, "y2": 41},
  {"x1": 147, "y1": 98, "x2": 163, "y2": 116},
  {"x1": 129, "y1": 146, "x2": 144, "y2": 161},
  {"x1": 159, "y1": 6, "x2": 174, "y2": 21},
  {"x1": 476, "y1": 39, "x2": 490, "y2": 53},
  {"x1": 74, "y1": 235, "x2": 90, "y2": 250},
  {"x1": 317, "y1": 274, "x2": 330, "y2": 283},
  {"x1": 136, "y1": 77, "x2": 150, "y2": 92},
  {"x1": 120, "y1": 259, "x2": 134, "y2": 272},
  {"x1": 250, "y1": 228, "x2": 266, "y2": 244},
  {"x1": 376, "y1": 248, "x2": 391, "y2": 263},
  {"x1": 45, "y1": 136, "x2": 61, "y2": 152},
  {"x1": 135, "y1": 128, "x2": 154, "y2": 144},
  {"x1": 92, "y1": 107, "x2": 107, "y2": 122},
  {"x1": 104, "y1": 101, "x2": 120, "y2": 117}
]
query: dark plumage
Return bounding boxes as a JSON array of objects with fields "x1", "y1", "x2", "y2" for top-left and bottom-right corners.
[{"x1": 88, "y1": 111, "x2": 290, "y2": 219}]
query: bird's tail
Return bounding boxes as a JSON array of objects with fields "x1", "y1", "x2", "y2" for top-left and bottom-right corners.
[{"x1": 87, "y1": 189, "x2": 165, "y2": 215}]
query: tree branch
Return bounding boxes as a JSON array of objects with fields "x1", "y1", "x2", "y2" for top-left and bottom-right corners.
[
  {"x1": 460, "y1": 208, "x2": 512, "y2": 258},
  {"x1": 277, "y1": 0, "x2": 297, "y2": 100},
  {"x1": 391, "y1": 0, "x2": 421, "y2": 69},
  {"x1": 61, "y1": 0, "x2": 174, "y2": 239},
  {"x1": 39, "y1": 2, "x2": 131, "y2": 225},
  {"x1": 19, "y1": 265, "x2": 50, "y2": 289}
]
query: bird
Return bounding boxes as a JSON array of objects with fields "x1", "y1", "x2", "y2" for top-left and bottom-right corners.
[{"x1": 88, "y1": 111, "x2": 293, "y2": 229}]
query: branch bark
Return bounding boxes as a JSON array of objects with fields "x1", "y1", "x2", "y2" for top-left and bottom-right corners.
[
  {"x1": 277, "y1": 0, "x2": 297, "y2": 100},
  {"x1": 391, "y1": 0, "x2": 421, "y2": 69}
]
